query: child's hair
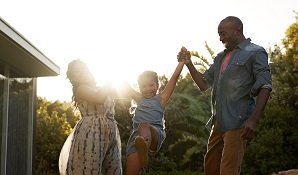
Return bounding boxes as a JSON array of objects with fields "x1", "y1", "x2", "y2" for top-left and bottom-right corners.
[
  {"x1": 128, "y1": 71, "x2": 159, "y2": 114},
  {"x1": 137, "y1": 70, "x2": 159, "y2": 85}
]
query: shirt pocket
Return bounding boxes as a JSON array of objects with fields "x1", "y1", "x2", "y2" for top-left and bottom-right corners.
[
  {"x1": 226, "y1": 60, "x2": 249, "y2": 89},
  {"x1": 227, "y1": 51, "x2": 254, "y2": 79},
  {"x1": 227, "y1": 60, "x2": 246, "y2": 79}
]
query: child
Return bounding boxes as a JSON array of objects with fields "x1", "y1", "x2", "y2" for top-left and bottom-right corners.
[{"x1": 124, "y1": 47, "x2": 188, "y2": 175}]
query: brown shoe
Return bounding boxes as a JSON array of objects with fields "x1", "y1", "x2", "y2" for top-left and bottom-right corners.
[{"x1": 135, "y1": 136, "x2": 148, "y2": 167}]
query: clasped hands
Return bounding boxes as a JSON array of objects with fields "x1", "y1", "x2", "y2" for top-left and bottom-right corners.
[{"x1": 177, "y1": 46, "x2": 191, "y2": 64}]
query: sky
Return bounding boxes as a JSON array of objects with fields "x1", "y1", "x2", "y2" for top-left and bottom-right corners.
[{"x1": 0, "y1": 0, "x2": 297, "y2": 102}]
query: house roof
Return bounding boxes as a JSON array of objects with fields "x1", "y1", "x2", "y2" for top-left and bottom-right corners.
[{"x1": 0, "y1": 17, "x2": 60, "y2": 78}]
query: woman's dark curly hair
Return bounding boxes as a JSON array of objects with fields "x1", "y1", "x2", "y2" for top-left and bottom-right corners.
[{"x1": 66, "y1": 59, "x2": 96, "y2": 107}]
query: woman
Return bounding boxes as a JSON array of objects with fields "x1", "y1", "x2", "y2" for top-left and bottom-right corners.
[{"x1": 59, "y1": 59, "x2": 122, "y2": 175}]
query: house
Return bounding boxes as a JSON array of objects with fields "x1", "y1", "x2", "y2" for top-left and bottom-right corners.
[{"x1": 0, "y1": 17, "x2": 60, "y2": 175}]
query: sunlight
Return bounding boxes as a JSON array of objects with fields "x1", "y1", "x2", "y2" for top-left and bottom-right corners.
[
  {"x1": 88, "y1": 64, "x2": 138, "y2": 89},
  {"x1": 3, "y1": 0, "x2": 298, "y2": 104}
]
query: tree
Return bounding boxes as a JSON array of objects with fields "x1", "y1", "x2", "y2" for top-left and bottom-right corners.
[
  {"x1": 47, "y1": 100, "x2": 80, "y2": 128},
  {"x1": 242, "y1": 12, "x2": 298, "y2": 174},
  {"x1": 35, "y1": 97, "x2": 79, "y2": 174}
]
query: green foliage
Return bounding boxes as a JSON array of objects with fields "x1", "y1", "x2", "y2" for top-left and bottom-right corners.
[
  {"x1": 242, "y1": 103, "x2": 298, "y2": 174},
  {"x1": 242, "y1": 12, "x2": 298, "y2": 174},
  {"x1": 168, "y1": 135, "x2": 205, "y2": 171},
  {"x1": 113, "y1": 98, "x2": 134, "y2": 170},
  {"x1": 45, "y1": 100, "x2": 80, "y2": 128},
  {"x1": 34, "y1": 12, "x2": 298, "y2": 175},
  {"x1": 189, "y1": 41, "x2": 214, "y2": 72},
  {"x1": 35, "y1": 97, "x2": 79, "y2": 174},
  {"x1": 268, "y1": 12, "x2": 298, "y2": 109}
]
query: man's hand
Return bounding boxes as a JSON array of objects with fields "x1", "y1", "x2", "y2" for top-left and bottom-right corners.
[
  {"x1": 241, "y1": 114, "x2": 259, "y2": 140},
  {"x1": 177, "y1": 46, "x2": 191, "y2": 64},
  {"x1": 241, "y1": 88, "x2": 270, "y2": 140}
]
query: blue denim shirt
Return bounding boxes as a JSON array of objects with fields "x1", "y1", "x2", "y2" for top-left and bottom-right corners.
[{"x1": 203, "y1": 38, "x2": 272, "y2": 132}]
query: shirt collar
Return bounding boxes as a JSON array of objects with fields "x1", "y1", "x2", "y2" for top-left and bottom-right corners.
[{"x1": 224, "y1": 38, "x2": 251, "y2": 52}]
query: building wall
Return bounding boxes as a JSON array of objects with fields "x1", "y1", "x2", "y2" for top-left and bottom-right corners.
[
  {"x1": 1, "y1": 17, "x2": 58, "y2": 175},
  {"x1": 0, "y1": 74, "x2": 36, "y2": 175}
]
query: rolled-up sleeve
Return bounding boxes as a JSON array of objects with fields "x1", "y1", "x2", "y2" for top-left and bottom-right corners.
[{"x1": 250, "y1": 50, "x2": 272, "y2": 97}]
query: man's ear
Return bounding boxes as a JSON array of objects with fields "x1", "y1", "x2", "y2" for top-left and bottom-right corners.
[{"x1": 235, "y1": 26, "x2": 243, "y2": 35}]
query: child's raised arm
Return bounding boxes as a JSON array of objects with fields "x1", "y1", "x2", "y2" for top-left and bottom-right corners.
[{"x1": 160, "y1": 48, "x2": 187, "y2": 107}]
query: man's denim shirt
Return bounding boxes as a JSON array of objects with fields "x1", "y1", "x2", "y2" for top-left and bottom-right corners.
[{"x1": 203, "y1": 38, "x2": 272, "y2": 132}]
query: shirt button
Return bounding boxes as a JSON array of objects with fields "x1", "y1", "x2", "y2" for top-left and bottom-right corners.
[{"x1": 239, "y1": 116, "x2": 242, "y2": 119}]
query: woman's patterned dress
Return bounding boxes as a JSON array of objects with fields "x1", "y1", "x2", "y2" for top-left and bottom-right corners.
[{"x1": 59, "y1": 96, "x2": 122, "y2": 175}]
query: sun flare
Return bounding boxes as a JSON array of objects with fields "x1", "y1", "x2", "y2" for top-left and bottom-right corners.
[{"x1": 89, "y1": 65, "x2": 138, "y2": 89}]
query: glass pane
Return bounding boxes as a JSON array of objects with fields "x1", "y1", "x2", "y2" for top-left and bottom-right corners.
[{"x1": 6, "y1": 78, "x2": 33, "y2": 174}]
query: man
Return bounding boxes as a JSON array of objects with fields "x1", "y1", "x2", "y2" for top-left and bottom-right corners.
[{"x1": 178, "y1": 16, "x2": 272, "y2": 175}]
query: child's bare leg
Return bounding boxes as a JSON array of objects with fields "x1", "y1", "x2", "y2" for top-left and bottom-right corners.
[
  {"x1": 126, "y1": 153, "x2": 141, "y2": 175},
  {"x1": 135, "y1": 122, "x2": 159, "y2": 167},
  {"x1": 134, "y1": 136, "x2": 148, "y2": 167},
  {"x1": 138, "y1": 121, "x2": 159, "y2": 151}
]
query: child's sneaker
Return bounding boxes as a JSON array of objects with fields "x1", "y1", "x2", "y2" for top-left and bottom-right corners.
[{"x1": 135, "y1": 136, "x2": 148, "y2": 167}]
